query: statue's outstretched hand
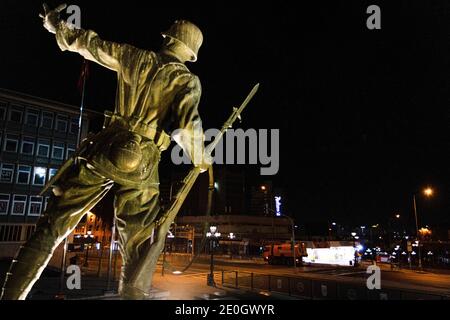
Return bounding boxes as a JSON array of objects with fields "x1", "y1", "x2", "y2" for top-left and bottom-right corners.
[{"x1": 39, "y1": 3, "x2": 67, "y2": 34}]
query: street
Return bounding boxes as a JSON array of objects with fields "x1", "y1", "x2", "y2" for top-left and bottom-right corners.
[{"x1": 2, "y1": 253, "x2": 450, "y2": 300}]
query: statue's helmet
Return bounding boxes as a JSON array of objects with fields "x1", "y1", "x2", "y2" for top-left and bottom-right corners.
[{"x1": 162, "y1": 20, "x2": 203, "y2": 62}]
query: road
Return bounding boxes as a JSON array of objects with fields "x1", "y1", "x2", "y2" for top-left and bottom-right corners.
[
  {"x1": 61, "y1": 252, "x2": 450, "y2": 296},
  {"x1": 2, "y1": 253, "x2": 450, "y2": 299},
  {"x1": 158, "y1": 256, "x2": 450, "y2": 297}
]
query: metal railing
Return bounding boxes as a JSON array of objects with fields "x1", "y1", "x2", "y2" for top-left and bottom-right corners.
[{"x1": 221, "y1": 270, "x2": 450, "y2": 300}]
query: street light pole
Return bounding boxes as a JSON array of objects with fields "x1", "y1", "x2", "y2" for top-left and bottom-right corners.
[
  {"x1": 209, "y1": 239, "x2": 214, "y2": 284},
  {"x1": 271, "y1": 210, "x2": 298, "y2": 272},
  {"x1": 107, "y1": 215, "x2": 116, "y2": 291},
  {"x1": 283, "y1": 215, "x2": 298, "y2": 272},
  {"x1": 206, "y1": 226, "x2": 220, "y2": 287},
  {"x1": 412, "y1": 194, "x2": 422, "y2": 270}
]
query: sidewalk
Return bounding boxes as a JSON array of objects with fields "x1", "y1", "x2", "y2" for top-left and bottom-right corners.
[{"x1": 152, "y1": 272, "x2": 227, "y2": 300}]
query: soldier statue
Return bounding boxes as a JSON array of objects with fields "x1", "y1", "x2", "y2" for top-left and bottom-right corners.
[{"x1": 1, "y1": 3, "x2": 210, "y2": 300}]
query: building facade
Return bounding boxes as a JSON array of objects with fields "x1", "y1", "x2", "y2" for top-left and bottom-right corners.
[{"x1": 0, "y1": 88, "x2": 101, "y2": 258}]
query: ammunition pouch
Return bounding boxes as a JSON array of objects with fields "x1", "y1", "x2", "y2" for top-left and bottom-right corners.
[{"x1": 70, "y1": 112, "x2": 172, "y2": 187}]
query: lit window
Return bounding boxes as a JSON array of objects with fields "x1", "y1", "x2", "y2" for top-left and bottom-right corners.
[
  {"x1": 25, "y1": 109, "x2": 39, "y2": 127},
  {"x1": 4, "y1": 134, "x2": 19, "y2": 152},
  {"x1": 9, "y1": 108, "x2": 23, "y2": 123},
  {"x1": 37, "y1": 140, "x2": 50, "y2": 157},
  {"x1": 28, "y1": 196, "x2": 43, "y2": 216},
  {"x1": 16, "y1": 165, "x2": 31, "y2": 184},
  {"x1": 52, "y1": 142, "x2": 65, "y2": 160},
  {"x1": 33, "y1": 167, "x2": 47, "y2": 186},
  {"x1": 0, "y1": 194, "x2": 10, "y2": 215},
  {"x1": 41, "y1": 112, "x2": 53, "y2": 129},
  {"x1": 56, "y1": 116, "x2": 68, "y2": 132},
  {"x1": 0, "y1": 163, "x2": 14, "y2": 183},
  {"x1": 12, "y1": 195, "x2": 27, "y2": 215},
  {"x1": 21, "y1": 136, "x2": 35, "y2": 155},
  {"x1": 49, "y1": 168, "x2": 58, "y2": 181}
]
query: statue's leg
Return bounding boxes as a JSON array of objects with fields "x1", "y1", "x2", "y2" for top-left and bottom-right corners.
[
  {"x1": 1, "y1": 161, "x2": 113, "y2": 300},
  {"x1": 114, "y1": 180, "x2": 164, "y2": 299}
]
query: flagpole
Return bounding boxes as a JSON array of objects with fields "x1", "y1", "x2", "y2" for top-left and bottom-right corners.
[
  {"x1": 57, "y1": 59, "x2": 88, "y2": 299},
  {"x1": 77, "y1": 60, "x2": 88, "y2": 148}
]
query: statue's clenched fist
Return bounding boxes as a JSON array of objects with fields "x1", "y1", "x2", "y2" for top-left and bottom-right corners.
[{"x1": 39, "y1": 3, "x2": 67, "y2": 34}]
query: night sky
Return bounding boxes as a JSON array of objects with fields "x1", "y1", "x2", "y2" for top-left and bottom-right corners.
[{"x1": 1, "y1": 1, "x2": 449, "y2": 227}]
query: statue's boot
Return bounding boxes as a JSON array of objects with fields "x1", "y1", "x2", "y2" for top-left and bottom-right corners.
[
  {"x1": 1, "y1": 245, "x2": 53, "y2": 300},
  {"x1": 119, "y1": 283, "x2": 154, "y2": 300},
  {"x1": 118, "y1": 262, "x2": 155, "y2": 300}
]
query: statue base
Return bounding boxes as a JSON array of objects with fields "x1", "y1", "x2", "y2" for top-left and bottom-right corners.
[{"x1": 75, "y1": 288, "x2": 171, "y2": 300}]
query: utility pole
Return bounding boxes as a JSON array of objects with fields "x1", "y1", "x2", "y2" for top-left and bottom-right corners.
[{"x1": 413, "y1": 194, "x2": 423, "y2": 270}]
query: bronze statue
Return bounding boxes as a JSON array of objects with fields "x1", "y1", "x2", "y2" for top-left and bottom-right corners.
[{"x1": 1, "y1": 3, "x2": 211, "y2": 300}]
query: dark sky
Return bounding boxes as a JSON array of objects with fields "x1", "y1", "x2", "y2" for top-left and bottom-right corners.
[{"x1": 0, "y1": 0, "x2": 449, "y2": 227}]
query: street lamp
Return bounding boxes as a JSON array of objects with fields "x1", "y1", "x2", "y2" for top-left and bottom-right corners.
[
  {"x1": 83, "y1": 231, "x2": 95, "y2": 267},
  {"x1": 206, "y1": 226, "x2": 221, "y2": 286},
  {"x1": 228, "y1": 232, "x2": 235, "y2": 259},
  {"x1": 162, "y1": 227, "x2": 175, "y2": 276},
  {"x1": 413, "y1": 187, "x2": 434, "y2": 271}
]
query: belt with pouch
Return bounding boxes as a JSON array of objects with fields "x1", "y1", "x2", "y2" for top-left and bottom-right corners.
[{"x1": 103, "y1": 111, "x2": 171, "y2": 152}]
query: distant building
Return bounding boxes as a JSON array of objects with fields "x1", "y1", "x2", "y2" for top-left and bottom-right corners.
[
  {"x1": 0, "y1": 88, "x2": 101, "y2": 259},
  {"x1": 176, "y1": 214, "x2": 293, "y2": 256},
  {"x1": 212, "y1": 166, "x2": 247, "y2": 215}
]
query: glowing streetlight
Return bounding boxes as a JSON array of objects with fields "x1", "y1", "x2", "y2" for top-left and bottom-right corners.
[
  {"x1": 395, "y1": 214, "x2": 400, "y2": 219},
  {"x1": 413, "y1": 186, "x2": 434, "y2": 271},
  {"x1": 424, "y1": 188, "x2": 433, "y2": 197},
  {"x1": 207, "y1": 226, "x2": 221, "y2": 286}
]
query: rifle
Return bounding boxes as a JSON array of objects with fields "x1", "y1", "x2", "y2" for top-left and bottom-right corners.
[{"x1": 156, "y1": 83, "x2": 260, "y2": 229}]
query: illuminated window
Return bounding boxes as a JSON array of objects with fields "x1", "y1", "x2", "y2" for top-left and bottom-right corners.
[
  {"x1": 49, "y1": 168, "x2": 58, "y2": 181},
  {"x1": 16, "y1": 165, "x2": 31, "y2": 184},
  {"x1": 28, "y1": 196, "x2": 43, "y2": 216},
  {"x1": 0, "y1": 194, "x2": 10, "y2": 215},
  {"x1": 33, "y1": 167, "x2": 47, "y2": 186},
  {"x1": 52, "y1": 142, "x2": 65, "y2": 160},
  {"x1": 0, "y1": 163, "x2": 14, "y2": 183},
  {"x1": 21, "y1": 136, "x2": 35, "y2": 155},
  {"x1": 11, "y1": 195, "x2": 27, "y2": 216}
]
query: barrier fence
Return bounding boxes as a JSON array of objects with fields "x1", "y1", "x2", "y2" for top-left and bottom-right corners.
[{"x1": 221, "y1": 270, "x2": 450, "y2": 300}]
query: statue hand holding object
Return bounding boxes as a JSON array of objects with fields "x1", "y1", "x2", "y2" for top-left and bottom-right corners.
[{"x1": 39, "y1": 3, "x2": 67, "y2": 34}]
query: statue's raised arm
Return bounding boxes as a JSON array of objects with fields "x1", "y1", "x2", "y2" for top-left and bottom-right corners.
[{"x1": 39, "y1": 3, "x2": 142, "y2": 72}]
